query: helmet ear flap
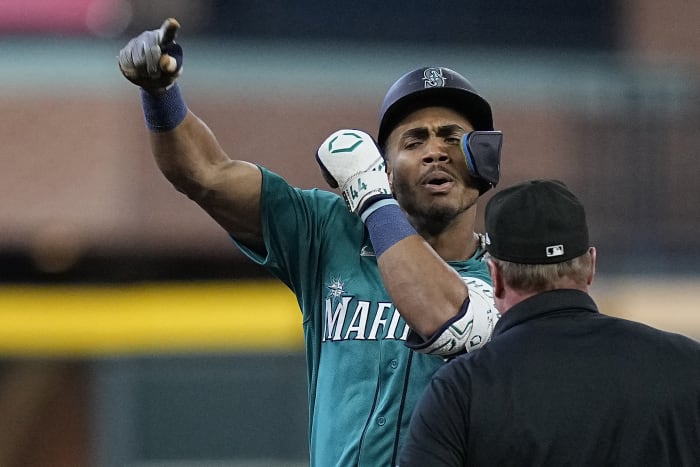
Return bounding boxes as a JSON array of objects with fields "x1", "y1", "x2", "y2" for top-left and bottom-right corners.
[{"x1": 461, "y1": 131, "x2": 503, "y2": 194}]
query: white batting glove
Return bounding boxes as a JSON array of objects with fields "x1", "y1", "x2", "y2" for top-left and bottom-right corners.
[
  {"x1": 118, "y1": 18, "x2": 183, "y2": 90},
  {"x1": 316, "y1": 129, "x2": 393, "y2": 216}
]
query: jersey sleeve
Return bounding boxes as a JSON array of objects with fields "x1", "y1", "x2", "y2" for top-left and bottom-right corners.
[{"x1": 230, "y1": 166, "x2": 361, "y2": 306}]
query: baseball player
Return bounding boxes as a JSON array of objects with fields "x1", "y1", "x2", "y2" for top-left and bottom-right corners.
[
  {"x1": 399, "y1": 180, "x2": 700, "y2": 467},
  {"x1": 118, "y1": 18, "x2": 502, "y2": 466}
]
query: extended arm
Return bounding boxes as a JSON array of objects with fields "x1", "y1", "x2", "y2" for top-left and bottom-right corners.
[{"x1": 118, "y1": 19, "x2": 264, "y2": 252}]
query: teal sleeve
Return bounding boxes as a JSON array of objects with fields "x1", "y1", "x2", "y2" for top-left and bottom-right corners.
[{"x1": 230, "y1": 166, "x2": 363, "y2": 308}]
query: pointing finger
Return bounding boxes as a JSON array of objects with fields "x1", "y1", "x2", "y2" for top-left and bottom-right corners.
[{"x1": 158, "y1": 17, "x2": 180, "y2": 46}]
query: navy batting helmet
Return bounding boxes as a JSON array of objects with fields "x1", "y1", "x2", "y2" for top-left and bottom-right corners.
[
  {"x1": 377, "y1": 66, "x2": 494, "y2": 148},
  {"x1": 377, "y1": 66, "x2": 501, "y2": 194}
]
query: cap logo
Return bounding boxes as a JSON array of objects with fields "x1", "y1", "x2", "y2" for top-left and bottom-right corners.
[
  {"x1": 546, "y1": 245, "x2": 565, "y2": 258},
  {"x1": 423, "y1": 68, "x2": 446, "y2": 88}
]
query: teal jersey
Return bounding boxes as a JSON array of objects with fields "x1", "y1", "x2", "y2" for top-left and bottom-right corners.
[{"x1": 233, "y1": 167, "x2": 493, "y2": 467}]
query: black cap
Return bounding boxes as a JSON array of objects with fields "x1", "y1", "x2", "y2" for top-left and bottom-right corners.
[
  {"x1": 484, "y1": 180, "x2": 589, "y2": 264},
  {"x1": 377, "y1": 66, "x2": 493, "y2": 148}
]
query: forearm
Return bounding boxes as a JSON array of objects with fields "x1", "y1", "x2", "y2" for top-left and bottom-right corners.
[
  {"x1": 363, "y1": 202, "x2": 468, "y2": 339},
  {"x1": 149, "y1": 110, "x2": 231, "y2": 199},
  {"x1": 377, "y1": 235, "x2": 468, "y2": 338}
]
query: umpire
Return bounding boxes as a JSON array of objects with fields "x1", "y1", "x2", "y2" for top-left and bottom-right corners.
[{"x1": 398, "y1": 179, "x2": 700, "y2": 467}]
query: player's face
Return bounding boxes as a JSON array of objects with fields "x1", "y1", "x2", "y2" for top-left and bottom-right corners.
[{"x1": 384, "y1": 107, "x2": 480, "y2": 225}]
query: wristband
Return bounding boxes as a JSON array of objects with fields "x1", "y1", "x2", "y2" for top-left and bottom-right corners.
[
  {"x1": 360, "y1": 197, "x2": 396, "y2": 222},
  {"x1": 140, "y1": 83, "x2": 187, "y2": 132},
  {"x1": 364, "y1": 201, "x2": 417, "y2": 257}
]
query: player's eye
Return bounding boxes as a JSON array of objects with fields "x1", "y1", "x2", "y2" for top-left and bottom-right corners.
[{"x1": 403, "y1": 139, "x2": 422, "y2": 150}]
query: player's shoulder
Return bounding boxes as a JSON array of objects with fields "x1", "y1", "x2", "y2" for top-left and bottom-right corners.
[{"x1": 260, "y1": 165, "x2": 347, "y2": 207}]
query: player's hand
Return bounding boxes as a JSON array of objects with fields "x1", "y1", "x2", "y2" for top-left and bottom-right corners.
[
  {"x1": 118, "y1": 18, "x2": 183, "y2": 91},
  {"x1": 316, "y1": 129, "x2": 393, "y2": 216}
]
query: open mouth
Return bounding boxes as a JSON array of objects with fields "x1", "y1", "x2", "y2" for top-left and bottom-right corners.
[{"x1": 422, "y1": 172, "x2": 454, "y2": 191}]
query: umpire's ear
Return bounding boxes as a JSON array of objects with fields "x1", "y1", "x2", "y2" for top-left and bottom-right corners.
[
  {"x1": 487, "y1": 258, "x2": 505, "y2": 299},
  {"x1": 586, "y1": 247, "x2": 597, "y2": 286}
]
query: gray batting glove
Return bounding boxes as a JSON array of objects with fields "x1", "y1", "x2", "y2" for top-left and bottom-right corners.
[{"x1": 118, "y1": 18, "x2": 183, "y2": 91}]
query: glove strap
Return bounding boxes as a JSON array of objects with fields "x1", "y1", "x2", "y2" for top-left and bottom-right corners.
[
  {"x1": 341, "y1": 170, "x2": 392, "y2": 214},
  {"x1": 141, "y1": 83, "x2": 187, "y2": 132}
]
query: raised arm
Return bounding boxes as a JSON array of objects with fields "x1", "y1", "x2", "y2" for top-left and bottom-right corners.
[
  {"x1": 118, "y1": 18, "x2": 264, "y2": 252},
  {"x1": 317, "y1": 130, "x2": 496, "y2": 356}
]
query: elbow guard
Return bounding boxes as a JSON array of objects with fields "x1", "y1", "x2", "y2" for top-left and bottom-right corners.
[{"x1": 406, "y1": 285, "x2": 498, "y2": 357}]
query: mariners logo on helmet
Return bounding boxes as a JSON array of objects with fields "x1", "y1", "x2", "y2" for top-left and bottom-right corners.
[
  {"x1": 377, "y1": 66, "x2": 495, "y2": 148},
  {"x1": 423, "y1": 68, "x2": 446, "y2": 88}
]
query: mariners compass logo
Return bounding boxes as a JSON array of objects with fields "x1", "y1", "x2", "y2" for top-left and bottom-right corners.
[
  {"x1": 326, "y1": 276, "x2": 346, "y2": 301},
  {"x1": 423, "y1": 67, "x2": 446, "y2": 88}
]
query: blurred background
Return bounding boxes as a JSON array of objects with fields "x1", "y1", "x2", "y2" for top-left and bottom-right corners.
[{"x1": 1, "y1": 0, "x2": 699, "y2": 465}]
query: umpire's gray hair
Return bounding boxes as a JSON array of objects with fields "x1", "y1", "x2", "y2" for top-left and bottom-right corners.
[{"x1": 489, "y1": 250, "x2": 593, "y2": 293}]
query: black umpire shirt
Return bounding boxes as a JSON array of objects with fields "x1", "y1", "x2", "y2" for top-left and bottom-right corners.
[{"x1": 398, "y1": 289, "x2": 700, "y2": 467}]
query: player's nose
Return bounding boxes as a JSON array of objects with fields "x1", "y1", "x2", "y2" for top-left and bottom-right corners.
[{"x1": 421, "y1": 139, "x2": 450, "y2": 165}]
